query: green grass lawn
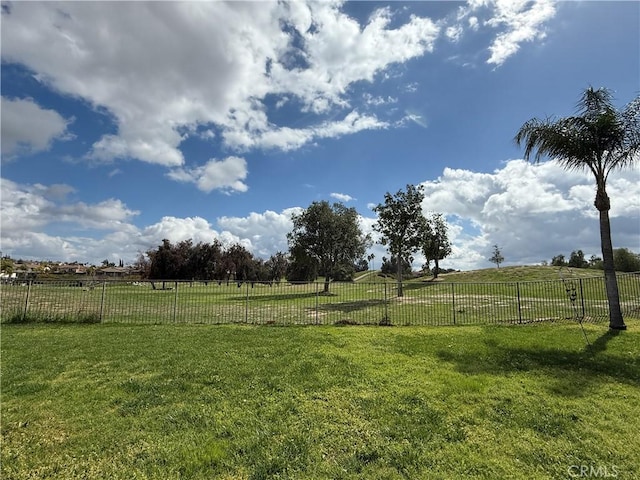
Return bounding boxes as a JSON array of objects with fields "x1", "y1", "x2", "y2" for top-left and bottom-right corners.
[
  {"x1": 2, "y1": 320, "x2": 639, "y2": 479},
  {"x1": 2, "y1": 267, "x2": 638, "y2": 326}
]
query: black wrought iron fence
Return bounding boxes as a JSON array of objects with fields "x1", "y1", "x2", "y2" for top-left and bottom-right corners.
[{"x1": 1, "y1": 273, "x2": 639, "y2": 326}]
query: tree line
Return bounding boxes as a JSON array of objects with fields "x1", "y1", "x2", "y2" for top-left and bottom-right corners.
[
  {"x1": 549, "y1": 248, "x2": 640, "y2": 272},
  {"x1": 140, "y1": 192, "x2": 453, "y2": 295},
  {"x1": 136, "y1": 239, "x2": 290, "y2": 288}
]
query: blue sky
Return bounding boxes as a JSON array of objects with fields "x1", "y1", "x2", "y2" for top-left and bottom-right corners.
[{"x1": 1, "y1": 0, "x2": 639, "y2": 270}]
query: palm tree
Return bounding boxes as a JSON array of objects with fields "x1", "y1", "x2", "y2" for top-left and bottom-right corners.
[{"x1": 515, "y1": 87, "x2": 640, "y2": 330}]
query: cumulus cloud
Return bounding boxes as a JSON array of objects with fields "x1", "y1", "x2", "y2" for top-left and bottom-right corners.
[
  {"x1": 167, "y1": 157, "x2": 249, "y2": 194},
  {"x1": 1, "y1": 1, "x2": 438, "y2": 169},
  {"x1": 0, "y1": 178, "x2": 139, "y2": 235},
  {"x1": 218, "y1": 208, "x2": 302, "y2": 257},
  {"x1": 0, "y1": 178, "x2": 247, "y2": 262},
  {"x1": 485, "y1": 0, "x2": 556, "y2": 66},
  {"x1": 2, "y1": 160, "x2": 638, "y2": 268},
  {"x1": 223, "y1": 110, "x2": 389, "y2": 151},
  {"x1": 1, "y1": 97, "x2": 72, "y2": 157},
  {"x1": 419, "y1": 160, "x2": 640, "y2": 269},
  {"x1": 443, "y1": 0, "x2": 557, "y2": 67},
  {"x1": 138, "y1": 216, "x2": 247, "y2": 250},
  {"x1": 330, "y1": 193, "x2": 355, "y2": 202}
]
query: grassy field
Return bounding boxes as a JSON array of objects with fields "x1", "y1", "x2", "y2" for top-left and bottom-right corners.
[
  {"x1": 2, "y1": 267, "x2": 638, "y2": 326},
  {"x1": 2, "y1": 320, "x2": 639, "y2": 479}
]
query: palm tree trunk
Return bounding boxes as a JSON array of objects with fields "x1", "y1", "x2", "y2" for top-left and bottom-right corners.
[{"x1": 599, "y1": 208, "x2": 626, "y2": 330}]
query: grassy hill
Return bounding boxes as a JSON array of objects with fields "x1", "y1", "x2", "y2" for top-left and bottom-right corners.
[
  {"x1": 367, "y1": 265, "x2": 607, "y2": 285},
  {"x1": 432, "y1": 265, "x2": 605, "y2": 283}
]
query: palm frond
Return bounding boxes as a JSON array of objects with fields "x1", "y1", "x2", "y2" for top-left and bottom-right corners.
[
  {"x1": 514, "y1": 116, "x2": 585, "y2": 167},
  {"x1": 577, "y1": 87, "x2": 615, "y2": 119},
  {"x1": 517, "y1": 89, "x2": 640, "y2": 178}
]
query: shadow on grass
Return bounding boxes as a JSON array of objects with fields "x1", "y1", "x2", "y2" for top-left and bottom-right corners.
[
  {"x1": 399, "y1": 281, "x2": 445, "y2": 292},
  {"x1": 226, "y1": 291, "x2": 322, "y2": 302},
  {"x1": 317, "y1": 299, "x2": 386, "y2": 313},
  {"x1": 588, "y1": 328, "x2": 621, "y2": 354},
  {"x1": 435, "y1": 328, "x2": 639, "y2": 397}
]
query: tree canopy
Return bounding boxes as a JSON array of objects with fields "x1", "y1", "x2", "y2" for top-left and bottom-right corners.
[
  {"x1": 287, "y1": 201, "x2": 370, "y2": 292},
  {"x1": 422, "y1": 212, "x2": 452, "y2": 278},
  {"x1": 373, "y1": 184, "x2": 427, "y2": 296},
  {"x1": 145, "y1": 239, "x2": 287, "y2": 286}
]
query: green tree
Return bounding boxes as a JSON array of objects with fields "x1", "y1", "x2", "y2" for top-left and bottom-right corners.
[
  {"x1": 489, "y1": 245, "x2": 504, "y2": 269},
  {"x1": 286, "y1": 244, "x2": 318, "y2": 283},
  {"x1": 551, "y1": 254, "x2": 567, "y2": 267},
  {"x1": 287, "y1": 201, "x2": 370, "y2": 293},
  {"x1": 222, "y1": 243, "x2": 254, "y2": 285},
  {"x1": 374, "y1": 184, "x2": 427, "y2": 297},
  {"x1": 1, "y1": 256, "x2": 14, "y2": 274},
  {"x1": 147, "y1": 239, "x2": 179, "y2": 289},
  {"x1": 189, "y1": 240, "x2": 223, "y2": 281},
  {"x1": 568, "y1": 250, "x2": 588, "y2": 268},
  {"x1": 515, "y1": 87, "x2": 640, "y2": 330},
  {"x1": 588, "y1": 254, "x2": 603, "y2": 270},
  {"x1": 265, "y1": 252, "x2": 288, "y2": 283},
  {"x1": 613, "y1": 248, "x2": 640, "y2": 272},
  {"x1": 101, "y1": 259, "x2": 116, "y2": 268},
  {"x1": 380, "y1": 256, "x2": 412, "y2": 277},
  {"x1": 422, "y1": 213, "x2": 452, "y2": 279}
]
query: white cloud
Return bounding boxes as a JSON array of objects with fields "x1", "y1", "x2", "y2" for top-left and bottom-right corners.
[
  {"x1": 419, "y1": 160, "x2": 640, "y2": 269},
  {"x1": 446, "y1": 25, "x2": 464, "y2": 42},
  {"x1": 1, "y1": 97, "x2": 72, "y2": 157},
  {"x1": 0, "y1": 178, "x2": 139, "y2": 235},
  {"x1": 444, "y1": 0, "x2": 557, "y2": 67},
  {"x1": 363, "y1": 93, "x2": 398, "y2": 107},
  {"x1": 2, "y1": 161, "x2": 638, "y2": 268},
  {"x1": 402, "y1": 109, "x2": 428, "y2": 128},
  {"x1": 330, "y1": 193, "x2": 355, "y2": 202},
  {"x1": 0, "y1": 178, "x2": 249, "y2": 262},
  {"x1": 1, "y1": 1, "x2": 439, "y2": 169},
  {"x1": 217, "y1": 208, "x2": 302, "y2": 257},
  {"x1": 138, "y1": 216, "x2": 247, "y2": 250},
  {"x1": 484, "y1": 0, "x2": 557, "y2": 66},
  {"x1": 167, "y1": 157, "x2": 249, "y2": 194}
]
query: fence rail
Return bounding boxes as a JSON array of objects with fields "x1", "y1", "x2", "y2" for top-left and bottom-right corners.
[{"x1": 1, "y1": 273, "x2": 639, "y2": 326}]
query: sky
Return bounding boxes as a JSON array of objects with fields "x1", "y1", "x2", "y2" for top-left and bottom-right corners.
[{"x1": 1, "y1": 0, "x2": 639, "y2": 271}]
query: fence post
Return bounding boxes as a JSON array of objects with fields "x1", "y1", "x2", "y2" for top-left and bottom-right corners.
[
  {"x1": 315, "y1": 282, "x2": 319, "y2": 325},
  {"x1": 384, "y1": 282, "x2": 388, "y2": 322},
  {"x1": 579, "y1": 278, "x2": 585, "y2": 319},
  {"x1": 99, "y1": 281, "x2": 106, "y2": 322},
  {"x1": 23, "y1": 280, "x2": 32, "y2": 321},
  {"x1": 516, "y1": 282, "x2": 522, "y2": 324},
  {"x1": 451, "y1": 283, "x2": 456, "y2": 325},
  {"x1": 173, "y1": 281, "x2": 179, "y2": 323},
  {"x1": 245, "y1": 282, "x2": 249, "y2": 323}
]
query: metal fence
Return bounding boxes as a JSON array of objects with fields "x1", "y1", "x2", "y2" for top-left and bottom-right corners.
[{"x1": 1, "y1": 273, "x2": 639, "y2": 326}]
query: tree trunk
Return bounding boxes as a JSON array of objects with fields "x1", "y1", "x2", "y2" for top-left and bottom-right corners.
[
  {"x1": 396, "y1": 256, "x2": 403, "y2": 297},
  {"x1": 323, "y1": 277, "x2": 330, "y2": 294},
  {"x1": 597, "y1": 189, "x2": 626, "y2": 330},
  {"x1": 433, "y1": 258, "x2": 440, "y2": 279}
]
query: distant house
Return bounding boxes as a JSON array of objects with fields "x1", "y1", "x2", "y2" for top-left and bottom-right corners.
[
  {"x1": 55, "y1": 264, "x2": 88, "y2": 275},
  {"x1": 96, "y1": 267, "x2": 129, "y2": 278}
]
